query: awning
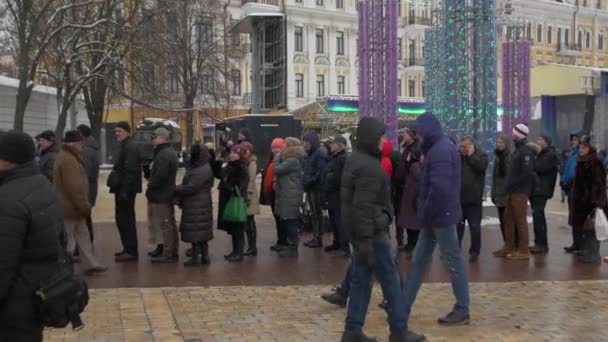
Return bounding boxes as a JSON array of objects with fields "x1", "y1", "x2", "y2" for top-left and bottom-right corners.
[{"x1": 231, "y1": 13, "x2": 284, "y2": 34}]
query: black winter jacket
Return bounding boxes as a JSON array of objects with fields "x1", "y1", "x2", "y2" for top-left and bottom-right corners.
[
  {"x1": 342, "y1": 119, "x2": 392, "y2": 242},
  {"x1": 460, "y1": 149, "x2": 489, "y2": 206},
  {"x1": 146, "y1": 143, "x2": 178, "y2": 204},
  {"x1": 0, "y1": 162, "x2": 65, "y2": 331},
  {"x1": 505, "y1": 139, "x2": 535, "y2": 195},
  {"x1": 108, "y1": 137, "x2": 142, "y2": 195},
  {"x1": 532, "y1": 147, "x2": 560, "y2": 199},
  {"x1": 323, "y1": 149, "x2": 347, "y2": 209},
  {"x1": 38, "y1": 143, "x2": 59, "y2": 183},
  {"x1": 216, "y1": 160, "x2": 249, "y2": 232}
]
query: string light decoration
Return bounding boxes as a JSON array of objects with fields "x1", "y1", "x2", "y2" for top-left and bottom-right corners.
[
  {"x1": 424, "y1": 0, "x2": 497, "y2": 152},
  {"x1": 357, "y1": 0, "x2": 399, "y2": 145},
  {"x1": 502, "y1": 41, "x2": 531, "y2": 132}
]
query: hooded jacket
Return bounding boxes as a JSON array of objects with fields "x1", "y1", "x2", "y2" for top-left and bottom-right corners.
[
  {"x1": 416, "y1": 113, "x2": 462, "y2": 228},
  {"x1": 274, "y1": 145, "x2": 306, "y2": 220},
  {"x1": 341, "y1": 118, "x2": 392, "y2": 242},
  {"x1": 81, "y1": 136, "x2": 101, "y2": 206},
  {"x1": 505, "y1": 138, "x2": 535, "y2": 195},
  {"x1": 302, "y1": 131, "x2": 327, "y2": 192}
]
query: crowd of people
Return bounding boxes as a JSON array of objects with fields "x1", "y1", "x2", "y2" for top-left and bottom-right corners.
[{"x1": 1, "y1": 112, "x2": 607, "y2": 341}]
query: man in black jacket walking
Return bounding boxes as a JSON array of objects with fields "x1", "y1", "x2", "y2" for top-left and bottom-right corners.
[
  {"x1": 529, "y1": 136, "x2": 560, "y2": 254},
  {"x1": 340, "y1": 118, "x2": 423, "y2": 342},
  {"x1": 457, "y1": 137, "x2": 489, "y2": 263},
  {"x1": 323, "y1": 136, "x2": 349, "y2": 256},
  {"x1": 107, "y1": 121, "x2": 142, "y2": 262},
  {"x1": 146, "y1": 127, "x2": 179, "y2": 263},
  {"x1": 0, "y1": 131, "x2": 65, "y2": 341}
]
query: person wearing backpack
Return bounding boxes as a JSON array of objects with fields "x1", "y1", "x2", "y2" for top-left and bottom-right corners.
[{"x1": 0, "y1": 131, "x2": 67, "y2": 340}]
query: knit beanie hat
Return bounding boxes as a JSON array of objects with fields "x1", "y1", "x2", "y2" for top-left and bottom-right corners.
[
  {"x1": 35, "y1": 130, "x2": 55, "y2": 142},
  {"x1": 63, "y1": 130, "x2": 83, "y2": 143},
  {"x1": 0, "y1": 130, "x2": 36, "y2": 164},
  {"x1": 115, "y1": 121, "x2": 131, "y2": 133},
  {"x1": 512, "y1": 124, "x2": 529, "y2": 140},
  {"x1": 271, "y1": 138, "x2": 286, "y2": 149}
]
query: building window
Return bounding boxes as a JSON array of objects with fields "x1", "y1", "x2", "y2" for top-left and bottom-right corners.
[
  {"x1": 316, "y1": 0, "x2": 323, "y2": 5},
  {"x1": 336, "y1": 31, "x2": 345, "y2": 55},
  {"x1": 565, "y1": 28, "x2": 570, "y2": 45},
  {"x1": 336, "y1": 0, "x2": 344, "y2": 9},
  {"x1": 169, "y1": 67, "x2": 179, "y2": 94},
  {"x1": 295, "y1": 74, "x2": 304, "y2": 98},
  {"x1": 537, "y1": 25, "x2": 542, "y2": 43},
  {"x1": 337, "y1": 76, "x2": 345, "y2": 94},
  {"x1": 231, "y1": 70, "x2": 241, "y2": 96},
  {"x1": 421, "y1": 80, "x2": 425, "y2": 98},
  {"x1": 295, "y1": 27, "x2": 303, "y2": 52},
  {"x1": 316, "y1": 29, "x2": 324, "y2": 53},
  {"x1": 398, "y1": 37, "x2": 402, "y2": 60},
  {"x1": 202, "y1": 71, "x2": 213, "y2": 94},
  {"x1": 586, "y1": 31, "x2": 591, "y2": 48},
  {"x1": 547, "y1": 26, "x2": 552, "y2": 45},
  {"x1": 196, "y1": 17, "x2": 213, "y2": 46},
  {"x1": 409, "y1": 39, "x2": 416, "y2": 61},
  {"x1": 578, "y1": 30, "x2": 583, "y2": 46},
  {"x1": 408, "y1": 80, "x2": 415, "y2": 97},
  {"x1": 295, "y1": 0, "x2": 302, "y2": 2},
  {"x1": 142, "y1": 63, "x2": 156, "y2": 94},
  {"x1": 600, "y1": 33, "x2": 605, "y2": 50},
  {"x1": 316, "y1": 74, "x2": 325, "y2": 97},
  {"x1": 230, "y1": 19, "x2": 240, "y2": 46},
  {"x1": 397, "y1": 79, "x2": 402, "y2": 97},
  {"x1": 557, "y1": 28, "x2": 562, "y2": 46},
  {"x1": 526, "y1": 23, "x2": 532, "y2": 41}
]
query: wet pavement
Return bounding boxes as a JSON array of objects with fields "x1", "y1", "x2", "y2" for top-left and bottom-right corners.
[{"x1": 43, "y1": 173, "x2": 608, "y2": 341}]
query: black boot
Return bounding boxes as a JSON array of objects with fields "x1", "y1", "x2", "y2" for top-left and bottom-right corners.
[
  {"x1": 244, "y1": 218, "x2": 258, "y2": 256},
  {"x1": 201, "y1": 241, "x2": 210, "y2": 264},
  {"x1": 224, "y1": 234, "x2": 237, "y2": 259},
  {"x1": 279, "y1": 243, "x2": 298, "y2": 258},
  {"x1": 184, "y1": 243, "x2": 207, "y2": 267},
  {"x1": 306, "y1": 238, "x2": 323, "y2": 248},
  {"x1": 227, "y1": 230, "x2": 244, "y2": 262},
  {"x1": 148, "y1": 244, "x2": 164, "y2": 257},
  {"x1": 340, "y1": 331, "x2": 377, "y2": 342}
]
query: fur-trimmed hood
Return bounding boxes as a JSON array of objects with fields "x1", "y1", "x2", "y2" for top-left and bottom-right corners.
[{"x1": 282, "y1": 145, "x2": 306, "y2": 159}]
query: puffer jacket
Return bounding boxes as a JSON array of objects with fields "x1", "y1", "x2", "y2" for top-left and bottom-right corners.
[
  {"x1": 246, "y1": 155, "x2": 260, "y2": 216},
  {"x1": 0, "y1": 161, "x2": 65, "y2": 331},
  {"x1": 341, "y1": 118, "x2": 392, "y2": 242},
  {"x1": 416, "y1": 113, "x2": 462, "y2": 228},
  {"x1": 175, "y1": 148, "x2": 214, "y2": 243},
  {"x1": 505, "y1": 138, "x2": 535, "y2": 195},
  {"x1": 53, "y1": 145, "x2": 91, "y2": 220},
  {"x1": 302, "y1": 131, "x2": 327, "y2": 192},
  {"x1": 108, "y1": 136, "x2": 142, "y2": 195},
  {"x1": 571, "y1": 151, "x2": 608, "y2": 228},
  {"x1": 216, "y1": 159, "x2": 249, "y2": 232},
  {"x1": 460, "y1": 148, "x2": 489, "y2": 206},
  {"x1": 532, "y1": 146, "x2": 560, "y2": 199},
  {"x1": 322, "y1": 149, "x2": 347, "y2": 209},
  {"x1": 38, "y1": 143, "x2": 59, "y2": 183},
  {"x1": 491, "y1": 148, "x2": 511, "y2": 208},
  {"x1": 145, "y1": 143, "x2": 178, "y2": 204},
  {"x1": 274, "y1": 145, "x2": 306, "y2": 220}
]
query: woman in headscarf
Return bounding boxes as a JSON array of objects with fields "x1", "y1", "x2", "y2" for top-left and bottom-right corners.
[
  {"x1": 174, "y1": 144, "x2": 214, "y2": 266},
  {"x1": 216, "y1": 144, "x2": 249, "y2": 262}
]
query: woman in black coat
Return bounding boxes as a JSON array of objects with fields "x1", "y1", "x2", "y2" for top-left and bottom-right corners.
[
  {"x1": 216, "y1": 144, "x2": 249, "y2": 262},
  {"x1": 175, "y1": 144, "x2": 214, "y2": 266},
  {"x1": 571, "y1": 136, "x2": 607, "y2": 264}
]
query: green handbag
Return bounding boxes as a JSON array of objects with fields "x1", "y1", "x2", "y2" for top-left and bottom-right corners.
[{"x1": 222, "y1": 187, "x2": 248, "y2": 223}]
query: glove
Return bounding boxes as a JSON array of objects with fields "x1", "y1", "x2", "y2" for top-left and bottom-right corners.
[{"x1": 354, "y1": 239, "x2": 374, "y2": 266}]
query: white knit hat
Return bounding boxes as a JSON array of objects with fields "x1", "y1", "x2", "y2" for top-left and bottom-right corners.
[{"x1": 512, "y1": 124, "x2": 529, "y2": 140}]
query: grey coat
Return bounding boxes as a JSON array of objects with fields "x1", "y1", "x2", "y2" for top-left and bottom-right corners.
[
  {"x1": 175, "y1": 161, "x2": 214, "y2": 243},
  {"x1": 274, "y1": 145, "x2": 306, "y2": 220},
  {"x1": 81, "y1": 136, "x2": 101, "y2": 206},
  {"x1": 38, "y1": 143, "x2": 59, "y2": 183}
]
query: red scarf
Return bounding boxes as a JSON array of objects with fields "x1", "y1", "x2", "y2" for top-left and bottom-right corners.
[
  {"x1": 381, "y1": 140, "x2": 393, "y2": 178},
  {"x1": 263, "y1": 159, "x2": 275, "y2": 194}
]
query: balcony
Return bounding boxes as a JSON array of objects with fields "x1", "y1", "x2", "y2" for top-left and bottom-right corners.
[
  {"x1": 406, "y1": 16, "x2": 432, "y2": 26},
  {"x1": 405, "y1": 58, "x2": 425, "y2": 67},
  {"x1": 557, "y1": 42, "x2": 582, "y2": 57},
  {"x1": 240, "y1": 0, "x2": 281, "y2": 17},
  {"x1": 242, "y1": 0, "x2": 279, "y2": 5}
]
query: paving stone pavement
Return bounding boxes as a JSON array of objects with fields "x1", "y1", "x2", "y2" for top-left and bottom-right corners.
[{"x1": 44, "y1": 280, "x2": 608, "y2": 342}]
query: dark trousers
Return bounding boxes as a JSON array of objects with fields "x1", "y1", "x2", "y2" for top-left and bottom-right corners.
[
  {"x1": 457, "y1": 204, "x2": 483, "y2": 256},
  {"x1": 328, "y1": 206, "x2": 347, "y2": 250},
  {"x1": 231, "y1": 224, "x2": 245, "y2": 255},
  {"x1": 86, "y1": 214, "x2": 94, "y2": 242},
  {"x1": 406, "y1": 229, "x2": 420, "y2": 249},
  {"x1": 245, "y1": 215, "x2": 257, "y2": 250},
  {"x1": 530, "y1": 196, "x2": 549, "y2": 248},
  {"x1": 283, "y1": 219, "x2": 300, "y2": 245},
  {"x1": 0, "y1": 325, "x2": 43, "y2": 342},
  {"x1": 271, "y1": 205, "x2": 287, "y2": 246},
  {"x1": 115, "y1": 193, "x2": 138, "y2": 255},
  {"x1": 568, "y1": 197, "x2": 584, "y2": 250},
  {"x1": 308, "y1": 190, "x2": 324, "y2": 242}
]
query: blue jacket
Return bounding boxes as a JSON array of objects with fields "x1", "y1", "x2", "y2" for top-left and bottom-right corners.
[
  {"x1": 416, "y1": 113, "x2": 462, "y2": 228},
  {"x1": 302, "y1": 131, "x2": 327, "y2": 192},
  {"x1": 560, "y1": 146, "x2": 578, "y2": 192}
]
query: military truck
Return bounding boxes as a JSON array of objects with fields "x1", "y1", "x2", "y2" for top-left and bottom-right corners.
[{"x1": 133, "y1": 118, "x2": 182, "y2": 168}]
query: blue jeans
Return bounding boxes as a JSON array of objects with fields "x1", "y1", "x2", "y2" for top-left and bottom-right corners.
[
  {"x1": 344, "y1": 234, "x2": 406, "y2": 335},
  {"x1": 457, "y1": 205, "x2": 483, "y2": 256},
  {"x1": 403, "y1": 225, "x2": 469, "y2": 329}
]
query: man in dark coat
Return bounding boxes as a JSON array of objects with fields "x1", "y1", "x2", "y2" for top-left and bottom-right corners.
[
  {"x1": 322, "y1": 136, "x2": 348, "y2": 256},
  {"x1": 0, "y1": 131, "x2": 65, "y2": 341},
  {"x1": 302, "y1": 130, "x2": 327, "y2": 248},
  {"x1": 396, "y1": 128, "x2": 421, "y2": 253},
  {"x1": 456, "y1": 137, "x2": 488, "y2": 263},
  {"x1": 494, "y1": 124, "x2": 535, "y2": 260},
  {"x1": 35, "y1": 130, "x2": 59, "y2": 182},
  {"x1": 340, "y1": 118, "x2": 423, "y2": 342},
  {"x1": 529, "y1": 135, "x2": 560, "y2": 254},
  {"x1": 402, "y1": 113, "x2": 469, "y2": 331},
  {"x1": 77, "y1": 124, "x2": 100, "y2": 242},
  {"x1": 107, "y1": 121, "x2": 142, "y2": 262},
  {"x1": 146, "y1": 127, "x2": 179, "y2": 263}
]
